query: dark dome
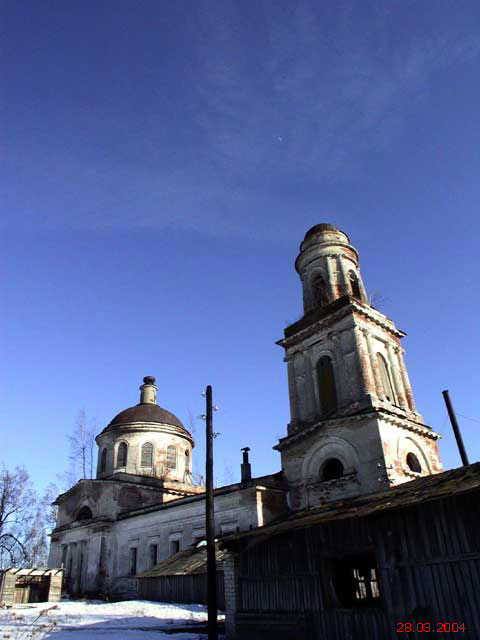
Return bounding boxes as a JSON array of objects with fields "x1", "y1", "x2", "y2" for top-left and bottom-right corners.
[
  {"x1": 304, "y1": 223, "x2": 343, "y2": 240},
  {"x1": 107, "y1": 403, "x2": 185, "y2": 429}
]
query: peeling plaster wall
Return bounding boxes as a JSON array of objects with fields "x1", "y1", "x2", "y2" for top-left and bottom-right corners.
[
  {"x1": 49, "y1": 480, "x2": 287, "y2": 598},
  {"x1": 281, "y1": 417, "x2": 388, "y2": 510},
  {"x1": 54, "y1": 480, "x2": 168, "y2": 528},
  {"x1": 379, "y1": 419, "x2": 443, "y2": 485},
  {"x1": 96, "y1": 423, "x2": 193, "y2": 483},
  {"x1": 280, "y1": 237, "x2": 442, "y2": 506}
]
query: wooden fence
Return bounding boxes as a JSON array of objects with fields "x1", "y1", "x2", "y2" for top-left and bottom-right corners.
[{"x1": 138, "y1": 572, "x2": 225, "y2": 610}]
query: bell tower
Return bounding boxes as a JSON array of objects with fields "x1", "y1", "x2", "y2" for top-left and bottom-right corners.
[{"x1": 275, "y1": 224, "x2": 442, "y2": 510}]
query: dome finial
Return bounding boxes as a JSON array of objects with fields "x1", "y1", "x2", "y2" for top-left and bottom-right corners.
[{"x1": 139, "y1": 376, "x2": 157, "y2": 404}]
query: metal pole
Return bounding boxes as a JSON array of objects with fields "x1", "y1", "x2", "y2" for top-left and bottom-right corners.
[
  {"x1": 205, "y1": 385, "x2": 217, "y2": 640},
  {"x1": 442, "y1": 390, "x2": 469, "y2": 466}
]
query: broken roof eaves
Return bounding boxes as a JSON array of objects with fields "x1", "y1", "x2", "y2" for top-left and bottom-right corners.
[{"x1": 219, "y1": 462, "x2": 480, "y2": 549}]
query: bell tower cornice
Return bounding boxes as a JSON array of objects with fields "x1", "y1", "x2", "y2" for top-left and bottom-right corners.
[
  {"x1": 278, "y1": 297, "x2": 405, "y2": 352},
  {"x1": 274, "y1": 408, "x2": 441, "y2": 453}
]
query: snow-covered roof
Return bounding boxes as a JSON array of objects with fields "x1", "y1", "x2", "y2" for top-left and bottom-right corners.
[
  {"x1": 137, "y1": 543, "x2": 225, "y2": 577},
  {"x1": 0, "y1": 568, "x2": 63, "y2": 577}
]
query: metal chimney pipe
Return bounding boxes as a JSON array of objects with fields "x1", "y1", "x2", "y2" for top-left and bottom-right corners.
[{"x1": 241, "y1": 447, "x2": 252, "y2": 484}]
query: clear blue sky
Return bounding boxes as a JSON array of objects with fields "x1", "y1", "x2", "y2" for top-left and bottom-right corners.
[{"x1": 2, "y1": 0, "x2": 479, "y2": 492}]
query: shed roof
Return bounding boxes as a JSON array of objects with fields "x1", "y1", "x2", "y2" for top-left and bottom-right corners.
[
  {"x1": 137, "y1": 543, "x2": 226, "y2": 578},
  {"x1": 220, "y1": 463, "x2": 480, "y2": 547}
]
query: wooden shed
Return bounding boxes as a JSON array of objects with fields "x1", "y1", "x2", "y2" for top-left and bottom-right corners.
[
  {"x1": 221, "y1": 463, "x2": 480, "y2": 640},
  {"x1": 0, "y1": 568, "x2": 63, "y2": 605},
  {"x1": 137, "y1": 542, "x2": 225, "y2": 609}
]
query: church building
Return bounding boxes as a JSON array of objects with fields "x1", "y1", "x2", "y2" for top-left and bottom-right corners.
[
  {"x1": 48, "y1": 223, "x2": 445, "y2": 600},
  {"x1": 275, "y1": 223, "x2": 442, "y2": 509}
]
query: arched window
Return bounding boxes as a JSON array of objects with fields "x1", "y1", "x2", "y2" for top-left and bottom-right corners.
[
  {"x1": 377, "y1": 353, "x2": 395, "y2": 402},
  {"x1": 349, "y1": 271, "x2": 361, "y2": 300},
  {"x1": 76, "y1": 506, "x2": 93, "y2": 521},
  {"x1": 312, "y1": 273, "x2": 329, "y2": 308},
  {"x1": 317, "y1": 356, "x2": 338, "y2": 417},
  {"x1": 321, "y1": 458, "x2": 344, "y2": 481},
  {"x1": 406, "y1": 452, "x2": 422, "y2": 473},
  {"x1": 167, "y1": 445, "x2": 177, "y2": 470},
  {"x1": 141, "y1": 442, "x2": 154, "y2": 467},
  {"x1": 116, "y1": 442, "x2": 128, "y2": 468},
  {"x1": 100, "y1": 448, "x2": 107, "y2": 473}
]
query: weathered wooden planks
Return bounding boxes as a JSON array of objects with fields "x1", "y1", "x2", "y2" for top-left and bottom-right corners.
[{"x1": 232, "y1": 488, "x2": 480, "y2": 639}]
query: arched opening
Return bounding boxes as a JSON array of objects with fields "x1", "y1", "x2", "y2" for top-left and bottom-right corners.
[
  {"x1": 406, "y1": 452, "x2": 422, "y2": 473},
  {"x1": 317, "y1": 356, "x2": 338, "y2": 417},
  {"x1": 100, "y1": 448, "x2": 107, "y2": 473},
  {"x1": 312, "y1": 273, "x2": 329, "y2": 308},
  {"x1": 76, "y1": 506, "x2": 93, "y2": 521},
  {"x1": 141, "y1": 442, "x2": 154, "y2": 467},
  {"x1": 167, "y1": 445, "x2": 177, "y2": 470},
  {"x1": 349, "y1": 271, "x2": 361, "y2": 300},
  {"x1": 116, "y1": 442, "x2": 128, "y2": 468},
  {"x1": 321, "y1": 458, "x2": 344, "y2": 481},
  {"x1": 377, "y1": 353, "x2": 395, "y2": 403}
]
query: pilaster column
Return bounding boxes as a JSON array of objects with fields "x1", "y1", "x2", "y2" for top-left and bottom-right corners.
[
  {"x1": 352, "y1": 327, "x2": 374, "y2": 396},
  {"x1": 62, "y1": 545, "x2": 68, "y2": 572},
  {"x1": 336, "y1": 254, "x2": 349, "y2": 297},
  {"x1": 303, "y1": 351, "x2": 317, "y2": 419},
  {"x1": 358, "y1": 269, "x2": 368, "y2": 303},
  {"x1": 324, "y1": 255, "x2": 336, "y2": 301},
  {"x1": 300, "y1": 269, "x2": 312, "y2": 313},
  {"x1": 396, "y1": 348, "x2": 416, "y2": 412},
  {"x1": 75, "y1": 543, "x2": 83, "y2": 594},
  {"x1": 69, "y1": 543, "x2": 78, "y2": 594},
  {"x1": 330, "y1": 333, "x2": 344, "y2": 404},
  {"x1": 63, "y1": 545, "x2": 70, "y2": 584},
  {"x1": 287, "y1": 358, "x2": 299, "y2": 424},
  {"x1": 362, "y1": 329, "x2": 382, "y2": 397},
  {"x1": 386, "y1": 343, "x2": 407, "y2": 409}
]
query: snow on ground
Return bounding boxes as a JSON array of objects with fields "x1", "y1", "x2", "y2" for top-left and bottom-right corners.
[{"x1": 0, "y1": 599, "x2": 225, "y2": 639}]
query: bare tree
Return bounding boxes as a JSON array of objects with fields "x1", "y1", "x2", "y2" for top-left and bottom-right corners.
[
  {"x1": 368, "y1": 290, "x2": 388, "y2": 310},
  {"x1": 186, "y1": 409, "x2": 196, "y2": 439},
  {"x1": 0, "y1": 466, "x2": 46, "y2": 568},
  {"x1": 66, "y1": 409, "x2": 96, "y2": 482},
  {"x1": 187, "y1": 409, "x2": 204, "y2": 484},
  {"x1": 24, "y1": 509, "x2": 49, "y2": 568},
  {"x1": 41, "y1": 482, "x2": 60, "y2": 534}
]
